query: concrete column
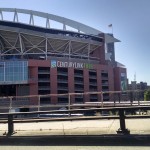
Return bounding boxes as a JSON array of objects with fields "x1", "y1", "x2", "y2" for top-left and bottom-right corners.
[
  {"x1": 29, "y1": 67, "x2": 38, "y2": 105},
  {"x1": 68, "y1": 68, "x2": 75, "y2": 103},
  {"x1": 50, "y1": 68, "x2": 57, "y2": 104},
  {"x1": 84, "y1": 69, "x2": 89, "y2": 102}
]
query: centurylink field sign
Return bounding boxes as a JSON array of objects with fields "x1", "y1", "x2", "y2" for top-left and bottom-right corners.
[{"x1": 51, "y1": 60, "x2": 93, "y2": 69}]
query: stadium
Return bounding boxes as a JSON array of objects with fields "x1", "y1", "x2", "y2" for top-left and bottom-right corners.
[{"x1": 0, "y1": 8, "x2": 127, "y2": 111}]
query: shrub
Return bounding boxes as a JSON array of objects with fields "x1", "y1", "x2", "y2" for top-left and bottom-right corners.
[{"x1": 144, "y1": 89, "x2": 150, "y2": 101}]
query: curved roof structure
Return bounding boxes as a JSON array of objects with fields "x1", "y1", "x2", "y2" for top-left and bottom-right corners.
[
  {"x1": 0, "y1": 8, "x2": 121, "y2": 62},
  {"x1": 0, "y1": 8, "x2": 119, "y2": 43},
  {"x1": 0, "y1": 8, "x2": 101, "y2": 35}
]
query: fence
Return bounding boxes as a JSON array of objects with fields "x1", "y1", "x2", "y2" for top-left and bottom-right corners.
[{"x1": 0, "y1": 90, "x2": 149, "y2": 113}]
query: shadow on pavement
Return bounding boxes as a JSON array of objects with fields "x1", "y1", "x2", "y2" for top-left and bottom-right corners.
[{"x1": 0, "y1": 134, "x2": 150, "y2": 146}]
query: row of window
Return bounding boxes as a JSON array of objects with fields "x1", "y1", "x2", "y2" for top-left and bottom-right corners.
[
  {"x1": 37, "y1": 67, "x2": 109, "y2": 91},
  {"x1": 37, "y1": 67, "x2": 109, "y2": 104},
  {"x1": 0, "y1": 61, "x2": 28, "y2": 83}
]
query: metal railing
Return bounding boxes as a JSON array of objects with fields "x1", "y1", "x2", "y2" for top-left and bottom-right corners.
[
  {"x1": 0, "y1": 90, "x2": 150, "y2": 135},
  {"x1": 0, "y1": 90, "x2": 149, "y2": 113}
]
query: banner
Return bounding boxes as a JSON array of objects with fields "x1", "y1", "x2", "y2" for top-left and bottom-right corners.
[
  {"x1": 51, "y1": 60, "x2": 93, "y2": 69},
  {"x1": 121, "y1": 73, "x2": 127, "y2": 91}
]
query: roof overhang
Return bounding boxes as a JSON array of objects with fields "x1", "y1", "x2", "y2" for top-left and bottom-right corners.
[{"x1": 105, "y1": 34, "x2": 120, "y2": 43}]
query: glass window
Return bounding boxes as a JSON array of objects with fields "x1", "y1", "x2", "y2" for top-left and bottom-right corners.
[
  {"x1": 0, "y1": 61, "x2": 28, "y2": 83},
  {"x1": 0, "y1": 62, "x2": 4, "y2": 81}
]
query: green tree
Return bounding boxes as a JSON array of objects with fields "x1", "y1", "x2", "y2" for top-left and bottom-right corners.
[{"x1": 144, "y1": 89, "x2": 150, "y2": 101}]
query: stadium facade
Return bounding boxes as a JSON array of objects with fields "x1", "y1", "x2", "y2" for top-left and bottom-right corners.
[{"x1": 0, "y1": 8, "x2": 127, "y2": 108}]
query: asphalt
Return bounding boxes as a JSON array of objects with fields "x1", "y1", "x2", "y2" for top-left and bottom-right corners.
[{"x1": 0, "y1": 134, "x2": 150, "y2": 146}]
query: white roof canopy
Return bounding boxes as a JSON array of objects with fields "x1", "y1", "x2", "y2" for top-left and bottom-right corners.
[{"x1": 0, "y1": 8, "x2": 119, "y2": 43}]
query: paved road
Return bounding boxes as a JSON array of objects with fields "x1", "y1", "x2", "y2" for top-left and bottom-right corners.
[
  {"x1": 0, "y1": 146, "x2": 150, "y2": 150},
  {"x1": 0, "y1": 135, "x2": 150, "y2": 149}
]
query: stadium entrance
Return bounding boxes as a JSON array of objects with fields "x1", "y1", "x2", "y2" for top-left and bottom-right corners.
[{"x1": 0, "y1": 85, "x2": 16, "y2": 96}]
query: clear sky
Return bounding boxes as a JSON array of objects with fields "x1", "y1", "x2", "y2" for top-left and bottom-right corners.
[{"x1": 1, "y1": 0, "x2": 150, "y2": 84}]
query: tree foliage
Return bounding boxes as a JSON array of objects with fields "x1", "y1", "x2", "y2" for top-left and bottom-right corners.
[{"x1": 144, "y1": 89, "x2": 150, "y2": 101}]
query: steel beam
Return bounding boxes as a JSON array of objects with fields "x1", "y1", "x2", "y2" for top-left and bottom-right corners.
[
  {"x1": 117, "y1": 109, "x2": 130, "y2": 134},
  {"x1": 8, "y1": 114, "x2": 14, "y2": 135}
]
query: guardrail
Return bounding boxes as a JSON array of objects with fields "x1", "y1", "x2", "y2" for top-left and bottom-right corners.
[
  {"x1": 0, "y1": 90, "x2": 148, "y2": 113},
  {"x1": 0, "y1": 105, "x2": 150, "y2": 135},
  {"x1": 0, "y1": 90, "x2": 150, "y2": 135}
]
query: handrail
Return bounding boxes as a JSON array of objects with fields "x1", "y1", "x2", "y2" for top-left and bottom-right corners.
[
  {"x1": 0, "y1": 90, "x2": 148, "y2": 112},
  {"x1": 0, "y1": 105, "x2": 150, "y2": 135}
]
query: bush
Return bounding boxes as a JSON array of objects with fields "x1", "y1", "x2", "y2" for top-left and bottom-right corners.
[{"x1": 144, "y1": 89, "x2": 150, "y2": 101}]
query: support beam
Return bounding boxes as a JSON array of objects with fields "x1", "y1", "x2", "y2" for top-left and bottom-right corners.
[
  {"x1": 117, "y1": 109, "x2": 130, "y2": 134},
  {"x1": 46, "y1": 17, "x2": 50, "y2": 28},
  {"x1": 8, "y1": 114, "x2": 14, "y2": 135},
  {"x1": 13, "y1": 10, "x2": 18, "y2": 22},
  {"x1": 78, "y1": 27, "x2": 80, "y2": 33},
  {"x1": 0, "y1": 11, "x2": 3, "y2": 20},
  {"x1": 29, "y1": 13, "x2": 34, "y2": 25},
  {"x1": 45, "y1": 38, "x2": 48, "y2": 60},
  {"x1": 68, "y1": 41, "x2": 71, "y2": 59},
  {"x1": 63, "y1": 23, "x2": 66, "y2": 30},
  {"x1": 88, "y1": 43, "x2": 90, "y2": 60},
  {"x1": 19, "y1": 33, "x2": 23, "y2": 58}
]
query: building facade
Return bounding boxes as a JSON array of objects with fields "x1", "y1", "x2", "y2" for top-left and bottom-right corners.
[
  {"x1": 128, "y1": 81, "x2": 148, "y2": 100},
  {"x1": 0, "y1": 8, "x2": 127, "y2": 110}
]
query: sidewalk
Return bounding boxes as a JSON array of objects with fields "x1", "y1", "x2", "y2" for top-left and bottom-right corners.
[{"x1": 0, "y1": 119, "x2": 150, "y2": 136}]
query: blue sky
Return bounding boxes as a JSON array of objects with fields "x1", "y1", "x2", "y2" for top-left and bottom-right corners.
[{"x1": 1, "y1": 0, "x2": 150, "y2": 84}]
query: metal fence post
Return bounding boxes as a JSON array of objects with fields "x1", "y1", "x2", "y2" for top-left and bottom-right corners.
[
  {"x1": 68, "y1": 93, "x2": 71, "y2": 117},
  {"x1": 114, "y1": 93, "x2": 116, "y2": 106},
  {"x1": 101, "y1": 92, "x2": 103, "y2": 107},
  {"x1": 8, "y1": 114, "x2": 14, "y2": 135},
  {"x1": 38, "y1": 96, "x2": 40, "y2": 111},
  {"x1": 117, "y1": 109, "x2": 130, "y2": 135},
  {"x1": 118, "y1": 92, "x2": 121, "y2": 103},
  {"x1": 138, "y1": 94, "x2": 140, "y2": 106},
  {"x1": 9, "y1": 97, "x2": 12, "y2": 112}
]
